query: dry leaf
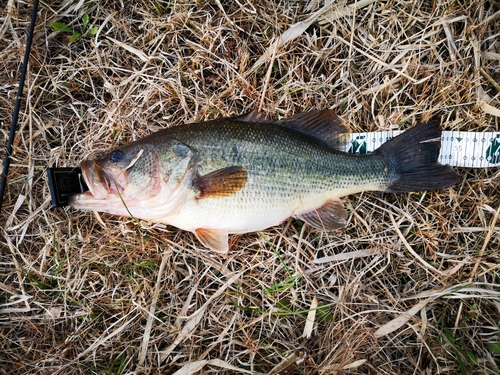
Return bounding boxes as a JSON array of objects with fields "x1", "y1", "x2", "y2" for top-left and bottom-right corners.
[
  {"x1": 314, "y1": 248, "x2": 379, "y2": 264},
  {"x1": 172, "y1": 359, "x2": 255, "y2": 375},
  {"x1": 106, "y1": 36, "x2": 149, "y2": 62},
  {"x1": 303, "y1": 296, "x2": 318, "y2": 338},
  {"x1": 374, "y1": 299, "x2": 432, "y2": 338},
  {"x1": 481, "y1": 101, "x2": 500, "y2": 118},
  {"x1": 341, "y1": 359, "x2": 367, "y2": 370}
]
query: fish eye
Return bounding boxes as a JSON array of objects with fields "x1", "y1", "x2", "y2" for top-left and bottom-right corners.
[
  {"x1": 110, "y1": 149, "x2": 124, "y2": 162},
  {"x1": 174, "y1": 144, "x2": 188, "y2": 157}
]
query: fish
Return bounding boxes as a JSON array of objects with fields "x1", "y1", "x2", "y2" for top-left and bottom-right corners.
[{"x1": 70, "y1": 109, "x2": 458, "y2": 253}]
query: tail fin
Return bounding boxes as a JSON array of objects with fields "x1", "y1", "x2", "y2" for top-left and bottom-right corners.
[{"x1": 375, "y1": 122, "x2": 458, "y2": 192}]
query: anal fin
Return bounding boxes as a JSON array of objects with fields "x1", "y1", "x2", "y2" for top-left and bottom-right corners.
[
  {"x1": 194, "y1": 228, "x2": 229, "y2": 253},
  {"x1": 296, "y1": 199, "x2": 348, "y2": 231},
  {"x1": 195, "y1": 166, "x2": 247, "y2": 199}
]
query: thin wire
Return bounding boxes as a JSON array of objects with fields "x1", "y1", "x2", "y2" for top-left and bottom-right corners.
[{"x1": 0, "y1": 0, "x2": 39, "y2": 212}]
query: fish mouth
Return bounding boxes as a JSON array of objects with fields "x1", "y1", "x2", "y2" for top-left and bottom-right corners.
[
  {"x1": 69, "y1": 160, "x2": 129, "y2": 212},
  {"x1": 79, "y1": 160, "x2": 125, "y2": 200},
  {"x1": 80, "y1": 160, "x2": 108, "y2": 199}
]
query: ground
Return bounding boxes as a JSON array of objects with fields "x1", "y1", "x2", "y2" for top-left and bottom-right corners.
[{"x1": 1, "y1": 0, "x2": 499, "y2": 374}]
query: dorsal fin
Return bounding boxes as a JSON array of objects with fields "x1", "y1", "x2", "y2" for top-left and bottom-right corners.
[
  {"x1": 228, "y1": 109, "x2": 349, "y2": 149},
  {"x1": 274, "y1": 110, "x2": 350, "y2": 149},
  {"x1": 229, "y1": 111, "x2": 270, "y2": 123}
]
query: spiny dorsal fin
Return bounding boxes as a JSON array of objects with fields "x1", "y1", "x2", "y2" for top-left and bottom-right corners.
[
  {"x1": 195, "y1": 228, "x2": 229, "y2": 253},
  {"x1": 295, "y1": 198, "x2": 348, "y2": 231},
  {"x1": 274, "y1": 110, "x2": 350, "y2": 149},
  {"x1": 195, "y1": 166, "x2": 247, "y2": 199},
  {"x1": 230, "y1": 111, "x2": 270, "y2": 123}
]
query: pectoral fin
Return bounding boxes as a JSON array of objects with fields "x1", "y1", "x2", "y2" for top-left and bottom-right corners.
[
  {"x1": 195, "y1": 166, "x2": 247, "y2": 199},
  {"x1": 195, "y1": 228, "x2": 229, "y2": 253},
  {"x1": 296, "y1": 199, "x2": 348, "y2": 231}
]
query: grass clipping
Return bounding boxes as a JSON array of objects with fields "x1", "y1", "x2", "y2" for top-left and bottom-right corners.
[{"x1": 1, "y1": 0, "x2": 500, "y2": 374}]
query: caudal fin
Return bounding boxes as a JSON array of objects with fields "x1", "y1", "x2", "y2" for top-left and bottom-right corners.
[{"x1": 375, "y1": 122, "x2": 458, "y2": 192}]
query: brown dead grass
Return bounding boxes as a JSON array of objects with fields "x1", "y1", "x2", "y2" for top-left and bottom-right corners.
[{"x1": 1, "y1": 0, "x2": 500, "y2": 374}]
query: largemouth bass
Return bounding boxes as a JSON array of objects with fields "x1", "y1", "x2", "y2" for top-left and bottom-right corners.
[{"x1": 70, "y1": 110, "x2": 458, "y2": 252}]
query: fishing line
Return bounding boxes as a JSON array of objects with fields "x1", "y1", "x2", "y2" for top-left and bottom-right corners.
[{"x1": 0, "y1": 0, "x2": 40, "y2": 212}]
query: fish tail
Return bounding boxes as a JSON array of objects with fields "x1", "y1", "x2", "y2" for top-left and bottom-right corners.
[{"x1": 375, "y1": 122, "x2": 458, "y2": 192}]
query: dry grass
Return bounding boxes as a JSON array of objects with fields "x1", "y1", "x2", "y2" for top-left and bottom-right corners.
[{"x1": 1, "y1": 0, "x2": 500, "y2": 374}]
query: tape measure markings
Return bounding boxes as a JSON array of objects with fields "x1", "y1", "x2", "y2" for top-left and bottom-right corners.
[{"x1": 338, "y1": 131, "x2": 500, "y2": 168}]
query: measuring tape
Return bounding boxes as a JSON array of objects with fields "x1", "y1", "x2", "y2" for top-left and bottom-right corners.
[{"x1": 338, "y1": 131, "x2": 500, "y2": 168}]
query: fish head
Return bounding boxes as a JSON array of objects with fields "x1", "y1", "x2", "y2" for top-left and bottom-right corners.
[
  {"x1": 80, "y1": 143, "x2": 156, "y2": 200},
  {"x1": 71, "y1": 135, "x2": 198, "y2": 219}
]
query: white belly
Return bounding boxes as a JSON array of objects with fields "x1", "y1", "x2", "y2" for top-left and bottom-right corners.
[{"x1": 157, "y1": 191, "x2": 329, "y2": 234}]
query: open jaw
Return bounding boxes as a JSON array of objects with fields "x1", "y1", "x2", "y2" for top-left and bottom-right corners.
[
  {"x1": 70, "y1": 159, "x2": 163, "y2": 218},
  {"x1": 69, "y1": 160, "x2": 127, "y2": 212},
  {"x1": 80, "y1": 160, "x2": 110, "y2": 199},
  {"x1": 80, "y1": 160, "x2": 129, "y2": 199}
]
